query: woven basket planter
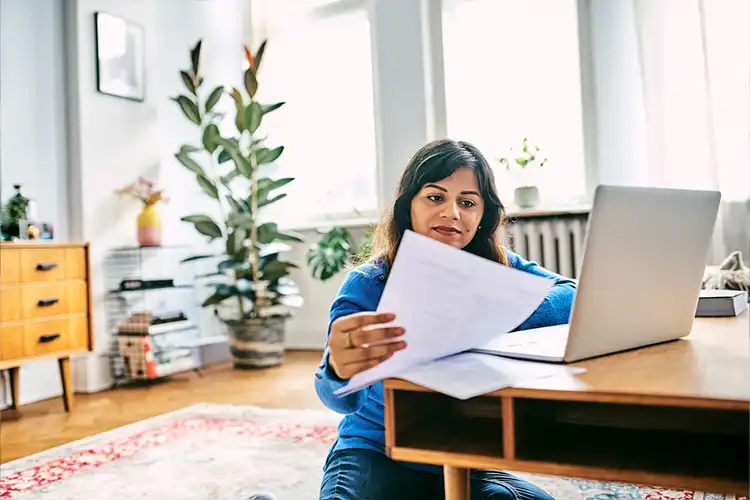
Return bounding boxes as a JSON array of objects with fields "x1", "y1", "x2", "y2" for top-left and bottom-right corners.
[{"x1": 228, "y1": 316, "x2": 286, "y2": 369}]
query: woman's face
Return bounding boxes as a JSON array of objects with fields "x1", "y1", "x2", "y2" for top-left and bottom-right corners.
[{"x1": 409, "y1": 168, "x2": 485, "y2": 249}]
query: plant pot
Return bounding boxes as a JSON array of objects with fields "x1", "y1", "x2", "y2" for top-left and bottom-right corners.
[
  {"x1": 228, "y1": 316, "x2": 286, "y2": 369},
  {"x1": 514, "y1": 185, "x2": 540, "y2": 209},
  {"x1": 137, "y1": 204, "x2": 162, "y2": 246}
]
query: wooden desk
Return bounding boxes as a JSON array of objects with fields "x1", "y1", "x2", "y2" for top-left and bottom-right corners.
[{"x1": 383, "y1": 314, "x2": 750, "y2": 499}]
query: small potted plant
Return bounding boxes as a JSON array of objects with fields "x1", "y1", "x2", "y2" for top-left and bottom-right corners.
[
  {"x1": 497, "y1": 137, "x2": 547, "y2": 209},
  {"x1": 115, "y1": 176, "x2": 168, "y2": 246}
]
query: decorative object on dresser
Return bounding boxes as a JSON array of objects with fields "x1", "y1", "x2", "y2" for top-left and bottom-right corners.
[
  {"x1": 0, "y1": 242, "x2": 92, "y2": 412},
  {"x1": 115, "y1": 176, "x2": 167, "y2": 247}
]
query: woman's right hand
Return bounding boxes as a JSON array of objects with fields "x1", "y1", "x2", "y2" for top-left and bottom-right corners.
[{"x1": 327, "y1": 312, "x2": 407, "y2": 380}]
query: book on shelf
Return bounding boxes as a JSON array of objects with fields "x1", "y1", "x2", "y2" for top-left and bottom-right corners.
[{"x1": 117, "y1": 311, "x2": 195, "y2": 335}]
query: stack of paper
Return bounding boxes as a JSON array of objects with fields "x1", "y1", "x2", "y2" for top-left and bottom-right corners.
[{"x1": 334, "y1": 230, "x2": 585, "y2": 399}]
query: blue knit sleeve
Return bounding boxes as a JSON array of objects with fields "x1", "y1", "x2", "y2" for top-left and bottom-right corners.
[
  {"x1": 314, "y1": 268, "x2": 380, "y2": 414},
  {"x1": 506, "y1": 249, "x2": 577, "y2": 331}
]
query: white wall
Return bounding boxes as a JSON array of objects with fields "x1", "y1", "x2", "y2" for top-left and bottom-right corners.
[
  {"x1": 65, "y1": 0, "x2": 246, "y2": 393},
  {"x1": 0, "y1": 0, "x2": 70, "y2": 406}
]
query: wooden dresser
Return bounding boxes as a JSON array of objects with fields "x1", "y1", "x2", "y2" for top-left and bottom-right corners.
[{"x1": 0, "y1": 242, "x2": 92, "y2": 412}]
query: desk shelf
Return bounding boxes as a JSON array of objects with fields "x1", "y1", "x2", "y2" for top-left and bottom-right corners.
[{"x1": 384, "y1": 381, "x2": 749, "y2": 496}]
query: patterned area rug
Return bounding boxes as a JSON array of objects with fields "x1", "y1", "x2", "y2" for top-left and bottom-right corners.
[{"x1": 0, "y1": 403, "x2": 743, "y2": 500}]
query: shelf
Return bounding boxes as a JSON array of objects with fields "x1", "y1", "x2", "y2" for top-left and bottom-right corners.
[{"x1": 108, "y1": 284, "x2": 194, "y2": 294}]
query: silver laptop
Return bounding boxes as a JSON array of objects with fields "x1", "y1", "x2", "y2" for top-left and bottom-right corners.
[{"x1": 475, "y1": 185, "x2": 721, "y2": 363}]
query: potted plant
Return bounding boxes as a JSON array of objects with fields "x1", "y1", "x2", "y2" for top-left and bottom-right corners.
[
  {"x1": 497, "y1": 137, "x2": 548, "y2": 209},
  {"x1": 307, "y1": 227, "x2": 372, "y2": 281},
  {"x1": 172, "y1": 39, "x2": 303, "y2": 369}
]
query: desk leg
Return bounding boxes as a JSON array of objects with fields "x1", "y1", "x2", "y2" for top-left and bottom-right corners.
[
  {"x1": 8, "y1": 367, "x2": 20, "y2": 409},
  {"x1": 444, "y1": 465, "x2": 470, "y2": 500},
  {"x1": 58, "y1": 357, "x2": 73, "y2": 412}
]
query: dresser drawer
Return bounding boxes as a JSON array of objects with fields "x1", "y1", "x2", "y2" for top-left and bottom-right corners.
[
  {"x1": 20, "y1": 249, "x2": 68, "y2": 282},
  {"x1": 0, "y1": 324, "x2": 25, "y2": 360},
  {"x1": 0, "y1": 248, "x2": 21, "y2": 284},
  {"x1": 0, "y1": 286, "x2": 22, "y2": 322},
  {"x1": 20, "y1": 282, "x2": 87, "y2": 319},
  {"x1": 24, "y1": 318, "x2": 71, "y2": 356}
]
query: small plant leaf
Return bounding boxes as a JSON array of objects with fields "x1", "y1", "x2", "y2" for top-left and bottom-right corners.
[
  {"x1": 230, "y1": 88, "x2": 245, "y2": 131},
  {"x1": 255, "y1": 146, "x2": 284, "y2": 165},
  {"x1": 261, "y1": 102, "x2": 285, "y2": 115},
  {"x1": 181, "y1": 214, "x2": 217, "y2": 224},
  {"x1": 175, "y1": 152, "x2": 206, "y2": 177},
  {"x1": 202, "y1": 290, "x2": 231, "y2": 307},
  {"x1": 202, "y1": 124, "x2": 221, "y2": 153},
  {"x1": 179, "y1": 144, "x2": 200, "y2": 154},
  {"x1": 205, "y1": 85, "x2": 224, "y2": 113},
  {"x1": 172, "y1": 95, "x2": 201, "y2": 124},
  {"x1": 254, "y1": 40, "x2": 268, "y2": 72},
  {"x1": 217, "y1": 149, "x2": 232, "y2": 164},
  {"x1": 258, "y1": 193, "x2": 287, "y2": 208},
  {"x1": 244, "y1": 68, "x2": 258, "y2": 98},
  {"x1": 180, "y1": 71, "x2": 196, "y2": 94},
  {"x1": 245, "y1": 102, "x2": 262, "y2": 134},
  {"x1": 196, "y1": 174, "x2": 219, "y2": 199},
  {"x1": 180, "y1": 253, "x2": 217, "y2": 263},
  {"x1": 190, "y1": 40, "x2": 202, "y2": 76}
]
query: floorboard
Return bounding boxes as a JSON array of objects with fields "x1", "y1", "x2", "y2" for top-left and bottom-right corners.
[{"x1": 0, "y1": 351, "x2": 325, "y2": 464}]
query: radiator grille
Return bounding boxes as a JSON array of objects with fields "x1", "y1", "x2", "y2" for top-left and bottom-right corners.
[{"x1": 505, "y1": 213, "x2": 589, "y2": 279}]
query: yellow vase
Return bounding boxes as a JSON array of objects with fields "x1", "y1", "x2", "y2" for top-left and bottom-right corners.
[{"x1": 137, "y1": 204, "x2": 162, "y2": 246}]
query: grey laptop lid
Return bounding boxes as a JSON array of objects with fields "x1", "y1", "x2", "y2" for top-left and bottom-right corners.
[{"x1": 563, "y1": 185, "x2": 721, "y2": 362}]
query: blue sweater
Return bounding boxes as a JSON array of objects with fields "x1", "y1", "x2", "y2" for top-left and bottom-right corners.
[{"x1": 314, "y1": 249, "x2": 576, "y2": 465}]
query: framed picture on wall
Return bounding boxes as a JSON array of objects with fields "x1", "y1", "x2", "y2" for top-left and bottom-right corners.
[{"x1": 94, "y1": 12, "x2": 145, "y2": 102}]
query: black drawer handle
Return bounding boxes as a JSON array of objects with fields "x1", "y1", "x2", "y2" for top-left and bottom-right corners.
[
  {"x1": 37, "y1": 298, "x2": 60, "y2": 307},
  {"x1": 39, "y1": 333, "x2": 61, "y2": 343},
  {"x1": 36, "y1": 263, "x2": 58, "y2": 271}
]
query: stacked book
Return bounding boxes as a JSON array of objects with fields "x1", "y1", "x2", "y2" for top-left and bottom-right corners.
[{"x1": 695, "y1": 289, "x2": 748, "y2": 317}]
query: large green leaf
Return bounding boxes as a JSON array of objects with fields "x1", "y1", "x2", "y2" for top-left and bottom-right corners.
[
  {"x1": 230, "y1": 88, "x2": 245, "y2": 131},
  {"x1": 256, "y1": 222, "x2": 279, "y2": 244},
  {"x1": 254, "y1": 40, "x2": 267, "y2": 72},
  {"x1": 181, "y1": 214, "x2": 222, "y2": 239},
  {"x1": 204, "y1": 85, "x2": 224, "y2": 113},
  {"x1": 218, "y1": 259, "x2": 246, "y2": 272},
  {"x1": 180, "y1": 70, "x2": 196, "y2": 94},
  {"x1": 180, "y1": 253, "x2": 217, "y2": 263},
  {"x1": 225, "y1": 195, "x2": 246, "y2": 214},
  {"x1": 228, "y1": 212, "x2": 254, "y2": 230},
  {"x1": 172, "y1": 95, "x2": 200, "y2": 125},
  {"x1": 190, "y1": 40, "x2": 202, "y2": 76},
  {"x1": 258, "y1": 193, "x2": 287, "y2": 208},
  {"x1": 245, "y1": 102, "x2": 262, "y2": 134},
  {"x1": 181, "y1": 214, "x2": 218, "y2": 225},
  {"x1": 255, "y1": 146, "x2": 284, "y2": 165},
  {"x1": 256, "y1": 177, "x2": 293, "y2": 194},
  {"x1": 234, "y1": 154, "x2": 252, "y2": 177},
  {"x1": 202, "y1": 290, "x2": 231, "y2": 307},
  {"x1": 217, "y1": 149, "x2": 232, "y2": 164},
  {"x1": 202, "y1": 123, "x2": 221, "y2": 153},
  {"x1": 244, "y1": 68, "x2": 258, "y2": 98},
  {"x1": 261, "y1": 260, "x2": 298, "y2": 281},
  {"x1": 226, "y1": 227, "x2": 247, "y2": 256},
  {"x1": 175, "y1": 152, "x2": 206, "y2": 177},
  {"x1": 196, "y1": 174, "x2": 219, "y2": 199},
  {"x1": 261, "y1": 102, "x2": 285, "y2": 115}
]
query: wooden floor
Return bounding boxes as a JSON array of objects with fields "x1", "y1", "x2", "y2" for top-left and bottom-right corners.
[{"x1": 0, "y1": 351, "x2": 325, "y2": 464}]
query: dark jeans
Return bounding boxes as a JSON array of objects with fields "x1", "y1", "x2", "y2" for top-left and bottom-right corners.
[{"x1": 320, "y1": 449, "x2": 554, "y2": 500}]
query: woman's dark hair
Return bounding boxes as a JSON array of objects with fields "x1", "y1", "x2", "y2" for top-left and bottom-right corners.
[{"x1": 366, "y1": 138, "x2": 508, "y2": 272}]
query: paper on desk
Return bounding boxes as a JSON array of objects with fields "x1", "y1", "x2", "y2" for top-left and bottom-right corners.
[
  {"x1": 398, "y1": 352, "x2": 586, "y2": 400},
  {"x1": 334, "y1": 230, "x2": 555, "y2": 397}
]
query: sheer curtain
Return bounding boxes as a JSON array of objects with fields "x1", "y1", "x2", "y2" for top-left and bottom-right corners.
[{"x1": 632, "y1": 0, "x2": 749, "y2": 263}]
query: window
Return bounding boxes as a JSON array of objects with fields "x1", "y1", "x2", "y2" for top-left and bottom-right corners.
[
  {"x1": 250, "y1": 0, "x2": 378, "y2": 227},
  {"x1": 442, "y1": 0, "x2": 587, "y2": 206}
]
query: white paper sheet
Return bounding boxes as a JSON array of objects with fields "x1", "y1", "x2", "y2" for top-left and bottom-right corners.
[
  {"x1": 398, "y1": 352, "x2": 586, "y2": 400},
  {"x1": 334, "y1": 230, "x2": 555, "y2": 396}
]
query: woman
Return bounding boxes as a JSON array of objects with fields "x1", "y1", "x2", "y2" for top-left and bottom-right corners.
[{"x1": 315, "y1": 139, "x2": 576, "y2": 499}]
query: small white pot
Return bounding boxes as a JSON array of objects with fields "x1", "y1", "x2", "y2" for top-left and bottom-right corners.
[{"x1": 514, "y1": 185, "x2": 540, "y2": 208}]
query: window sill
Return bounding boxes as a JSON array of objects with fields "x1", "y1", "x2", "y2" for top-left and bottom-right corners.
[{"x1": 278, "y1": 213, "x2": 381, "y2": 233}]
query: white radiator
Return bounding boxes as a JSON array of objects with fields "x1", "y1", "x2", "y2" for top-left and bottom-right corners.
[{"x1": 506, "y1": 215, "x2": 588, "y2": 278}]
